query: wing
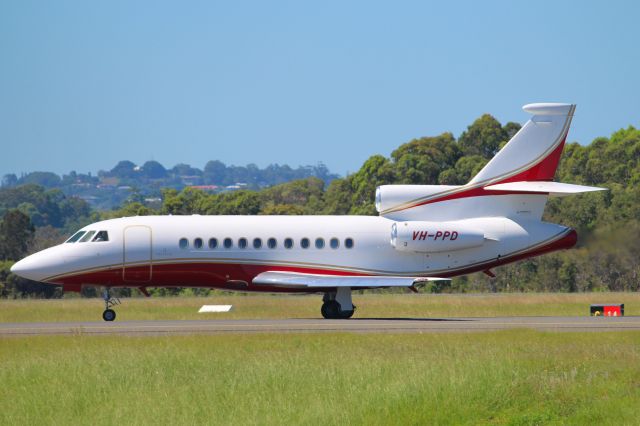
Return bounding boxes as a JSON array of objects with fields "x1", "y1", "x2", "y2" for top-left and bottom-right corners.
[{"x1": 252, "y1": 271, "x2": 449, "y2": 289}]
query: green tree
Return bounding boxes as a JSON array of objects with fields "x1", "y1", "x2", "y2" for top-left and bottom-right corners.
[
  {"x1": 109, "y1": 160, "x2": 137, "y2": 179},
  {"x1": 211, "y1": 191, "x2": 262, "y2": 215},
  {"x1": 349, "y1": 155, "x2": 396, "y2": 215},
  {"x1": 19, "y1": 171, "x2": 62, "y2": 188},
  {"x1": 391, "y1": 133, "x2": 460, "y2": 184},
  {"x1": 503, "y1": 121, "x2": 522, "y2": 140},
  {"x1": 171, "y1": 163, "x2": 203, "y2": 177},
  {"x1": 2, "y1": 174, "x2": 18, "y2": 187},
  {"x1": 141, "y1": 161, "x2": 168, "y2": 179},
  {"x1": 261, "y1": 177, "x2": 325, "y2": 206},
  {"x1": 203, "y1": 160, "x2": 227, "y2": 184},
  {"x1": 108, "y1": 202, "x2": 153, "y2": 218},
  {"x1": 0, "y1": 209, "x2": 35, "y2": 260},
  {"x1": 458, "y1": 114, "x2": 509, "y2": 158},
  {"x1": 260, "y1": 204, "x2": 305, "y2": 215},
  {"x1": 438, "y1": 155, "x2": 488, "y2": 185},
  {"x1": 161, "y1": 188, "x2": 207, "y2": 215},
  {"x1": 322, "y1": 178, "x2": 353, "y2": 214}
]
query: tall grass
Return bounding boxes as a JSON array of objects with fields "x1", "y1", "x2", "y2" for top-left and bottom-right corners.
[
  {"x1": 0, "y1": 292, "x2": 638, "y2": 323},
  {"x1": 1, "y1": 331, "x2": 639, "y2": 425}
]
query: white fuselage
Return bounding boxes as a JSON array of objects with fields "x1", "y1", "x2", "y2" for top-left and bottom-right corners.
[
  {"x1": 11, "y1": 214, "x2": 572, "y2": 292},
  {"x1": 7, "y1": 102, "x2": 594, "y2": 321}
]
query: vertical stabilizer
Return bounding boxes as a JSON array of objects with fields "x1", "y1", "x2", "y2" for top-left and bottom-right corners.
[
  {"x1": 468, "y1": 103, "x2": 575, "y2": 186},
  {"x1": 377, "y1": 103, "x2": 579, "y2": 221}
]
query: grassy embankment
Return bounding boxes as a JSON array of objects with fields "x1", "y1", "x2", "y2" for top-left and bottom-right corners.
[
  {"x1": 0, "y1": 292, "x2": 638, "y2": 322},
  {"x1": 1, "y1": 331, "x2": 639, "y2": 425}
]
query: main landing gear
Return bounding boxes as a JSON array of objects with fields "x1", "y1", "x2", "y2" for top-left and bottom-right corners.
[
  {"x1": 102, "y1": 288, "x2": 120, "y2": 322},
  {"x1": 321, "y1": 287, "x2": 355, "y2": 319}
]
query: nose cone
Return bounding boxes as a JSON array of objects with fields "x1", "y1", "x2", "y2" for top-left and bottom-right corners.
[
  {"x1": 10, "y1": 249, "x2": 64, "y2": 282},
  {"x1": 11, "y1": 255, "x2": 47, "y2": 282}
]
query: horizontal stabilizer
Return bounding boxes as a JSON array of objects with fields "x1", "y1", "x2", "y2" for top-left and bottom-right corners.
[
  {"x1": 484, "y1": 181, "x2": 607, "y2": 197},
  {"x1": 252, "y1": 271, "x2": 449, "y2": 289}
]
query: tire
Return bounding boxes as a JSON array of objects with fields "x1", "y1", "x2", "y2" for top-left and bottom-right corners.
[
  {"x1": 103, "y1": 309, "x2": 116, "y2": 322},
  {"x1": 339, "y1": 309, "x2": 354, "y2": 319},
  {"x1": 321, "y1": 301, "x2": 341, "y2": 319}
]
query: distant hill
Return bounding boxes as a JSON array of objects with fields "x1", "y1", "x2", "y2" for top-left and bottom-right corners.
[{"x1": 1, "y1": 160, "x2": 339, "y2": 210}]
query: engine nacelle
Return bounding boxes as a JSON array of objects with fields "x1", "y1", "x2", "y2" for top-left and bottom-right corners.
[
  {"x1": 391, "y1": 221, "x2": 485, "y2": 253},
  {"x1": 376, "y1": 185, "x2": 461, "y2": 215}
]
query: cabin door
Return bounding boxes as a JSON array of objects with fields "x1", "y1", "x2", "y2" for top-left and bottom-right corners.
[{"x1": 123, "y1": 226, "x2": 152, "y2": 282}]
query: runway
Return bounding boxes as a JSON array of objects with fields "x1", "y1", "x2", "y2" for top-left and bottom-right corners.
[{"x1": 1, "y1": 316, "x2": 639, "y2": 336}]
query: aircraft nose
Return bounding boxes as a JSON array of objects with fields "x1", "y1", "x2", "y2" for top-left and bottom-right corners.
[{"x1": 10, "y1": 252, "x2": 56, "y2": 282}]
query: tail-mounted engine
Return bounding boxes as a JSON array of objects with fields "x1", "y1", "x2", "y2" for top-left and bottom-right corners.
[{"x1": 391, "y1": 221, "x2": 485, "y2": 253}]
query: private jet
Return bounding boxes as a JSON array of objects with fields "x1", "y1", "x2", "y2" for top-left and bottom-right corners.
[{"x1": 11, "y1": 103, "x2": 605, "y2": 320}]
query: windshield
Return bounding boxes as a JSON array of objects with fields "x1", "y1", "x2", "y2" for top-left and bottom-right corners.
[
  {"x1": 66, "y1": 231, "x2": 86, "y2": 243},
  {"x1": 79, "y1": 231, "x2": 96, "y2": 243}
]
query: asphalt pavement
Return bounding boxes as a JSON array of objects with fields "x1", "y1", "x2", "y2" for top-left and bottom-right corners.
[{"x1": 1, "y1": 316, "x2": 639, "y2": 336}]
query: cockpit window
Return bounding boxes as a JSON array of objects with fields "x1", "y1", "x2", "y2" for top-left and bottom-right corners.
[
  {"x1": 66, "y1": 231, "x2": 86, "y2": 243},
  {"x1": 92, "y1": 231, "x2": 109, "y2": 242},
  {"x1": 79, "y1": 231, "x2": 96, "y2": 242}
]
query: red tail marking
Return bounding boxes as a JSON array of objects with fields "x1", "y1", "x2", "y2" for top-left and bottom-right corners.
[
  {"x1": 501, "y1": 137, "x2": 566, "y2": 183},
  {"x1": 405, "y1": 134, "x2": 568, "y2": 209}
]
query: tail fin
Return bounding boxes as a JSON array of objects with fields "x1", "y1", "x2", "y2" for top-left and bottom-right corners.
[
  {"x1": 377, "y1": 103, "x2": 608, "y2": 221},
  {"x1": 468, "y1": 103, "x2": 575, "y2": 185}
]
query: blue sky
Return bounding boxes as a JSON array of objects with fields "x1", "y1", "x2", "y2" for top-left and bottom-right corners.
[{"x1": 1, "y1": 1, "x2": 638, "y2": 177}]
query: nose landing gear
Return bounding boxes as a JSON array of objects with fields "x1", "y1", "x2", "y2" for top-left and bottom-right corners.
[
  {"x1": 102, "y1": 288, "x2": 120, "y2": 321},
  {"x1": 102, "y1": 309, "x2": 116, "y2": 322}
]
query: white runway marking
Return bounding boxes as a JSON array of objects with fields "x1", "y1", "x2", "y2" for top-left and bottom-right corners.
[{"x1": 198, "y1": 305, "x2": 233, "y2": 313}]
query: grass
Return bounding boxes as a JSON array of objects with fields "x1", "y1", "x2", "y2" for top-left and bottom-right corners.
[
  {"x1": 2, "y1": 294, "x2": 639, "y2": 424},
  {"x1": 0, "y1": 292, "x2": 638, "y2": 323},
  {"x1": 0, "y1": 331, "x2": 639, "y2": 425}
]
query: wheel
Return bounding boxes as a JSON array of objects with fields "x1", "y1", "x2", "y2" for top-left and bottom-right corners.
[
  {"x1": 338, "y1": 303, "x2": 356, "y2": 319},
  {"x1": 339, "y1": 309, "x2": 354, "y2": 319},
  {"x1": 102, "y1": 309, "x2": 116, "y2": 322},
  {"x1": 321, "y1": 301, "x2": 341, "y2": 319}
]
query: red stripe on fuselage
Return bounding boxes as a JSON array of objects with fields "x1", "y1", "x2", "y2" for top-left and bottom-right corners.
[
  {"x1": 438, "y1": 228, "x2": 577, "y2": 277},
  {"x1": 56, "y1": 263, "x2": 365, "y2": 293}
]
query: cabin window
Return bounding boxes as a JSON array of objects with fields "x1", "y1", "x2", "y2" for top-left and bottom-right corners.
[
  {"x1": 79, "y1": 231, "x2": 96, "y2": 243},
  {"x1": 179, "y1": 238, "x2": 189, "y2": 249},
  {"x1": 238, "y1": 238, "x2": 248, "y2": 249},
  {"x1": 301, "y1": 238, "x2": 310, "y2": 249},
  {"x1": 345, "y1": 238, "x2": 354, "y2": 249},
  {"x1": 315, "y1": 238, "x2": 325, "y2": 249},
  {"x1": 224, "y1": 238, "x2": 233, "y2": 249},
  {"x1": 66, "y1": 231, "x2": 86, "y2": 243},
  {"x1": 194, "y1": 238, "x2": 203, "y2": 249},
  {"x1": 330, "y1": 238, "x2": 339, "y2": 249},
  {"x1": 209, "y1": 238, "x2": 218, "y2": 249},
  {"x1": 267, "y1": 238, "x2": 277, "y2": 249},
  {"x1": 92, "y1": 231, "x2": 109, "y2": 242},
  {"x1": 253, "y1": 238, "x2": 262, "y2": 249},
  {"x1": 284, "y1": 238, "x2": 293, "y2": 249}
]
